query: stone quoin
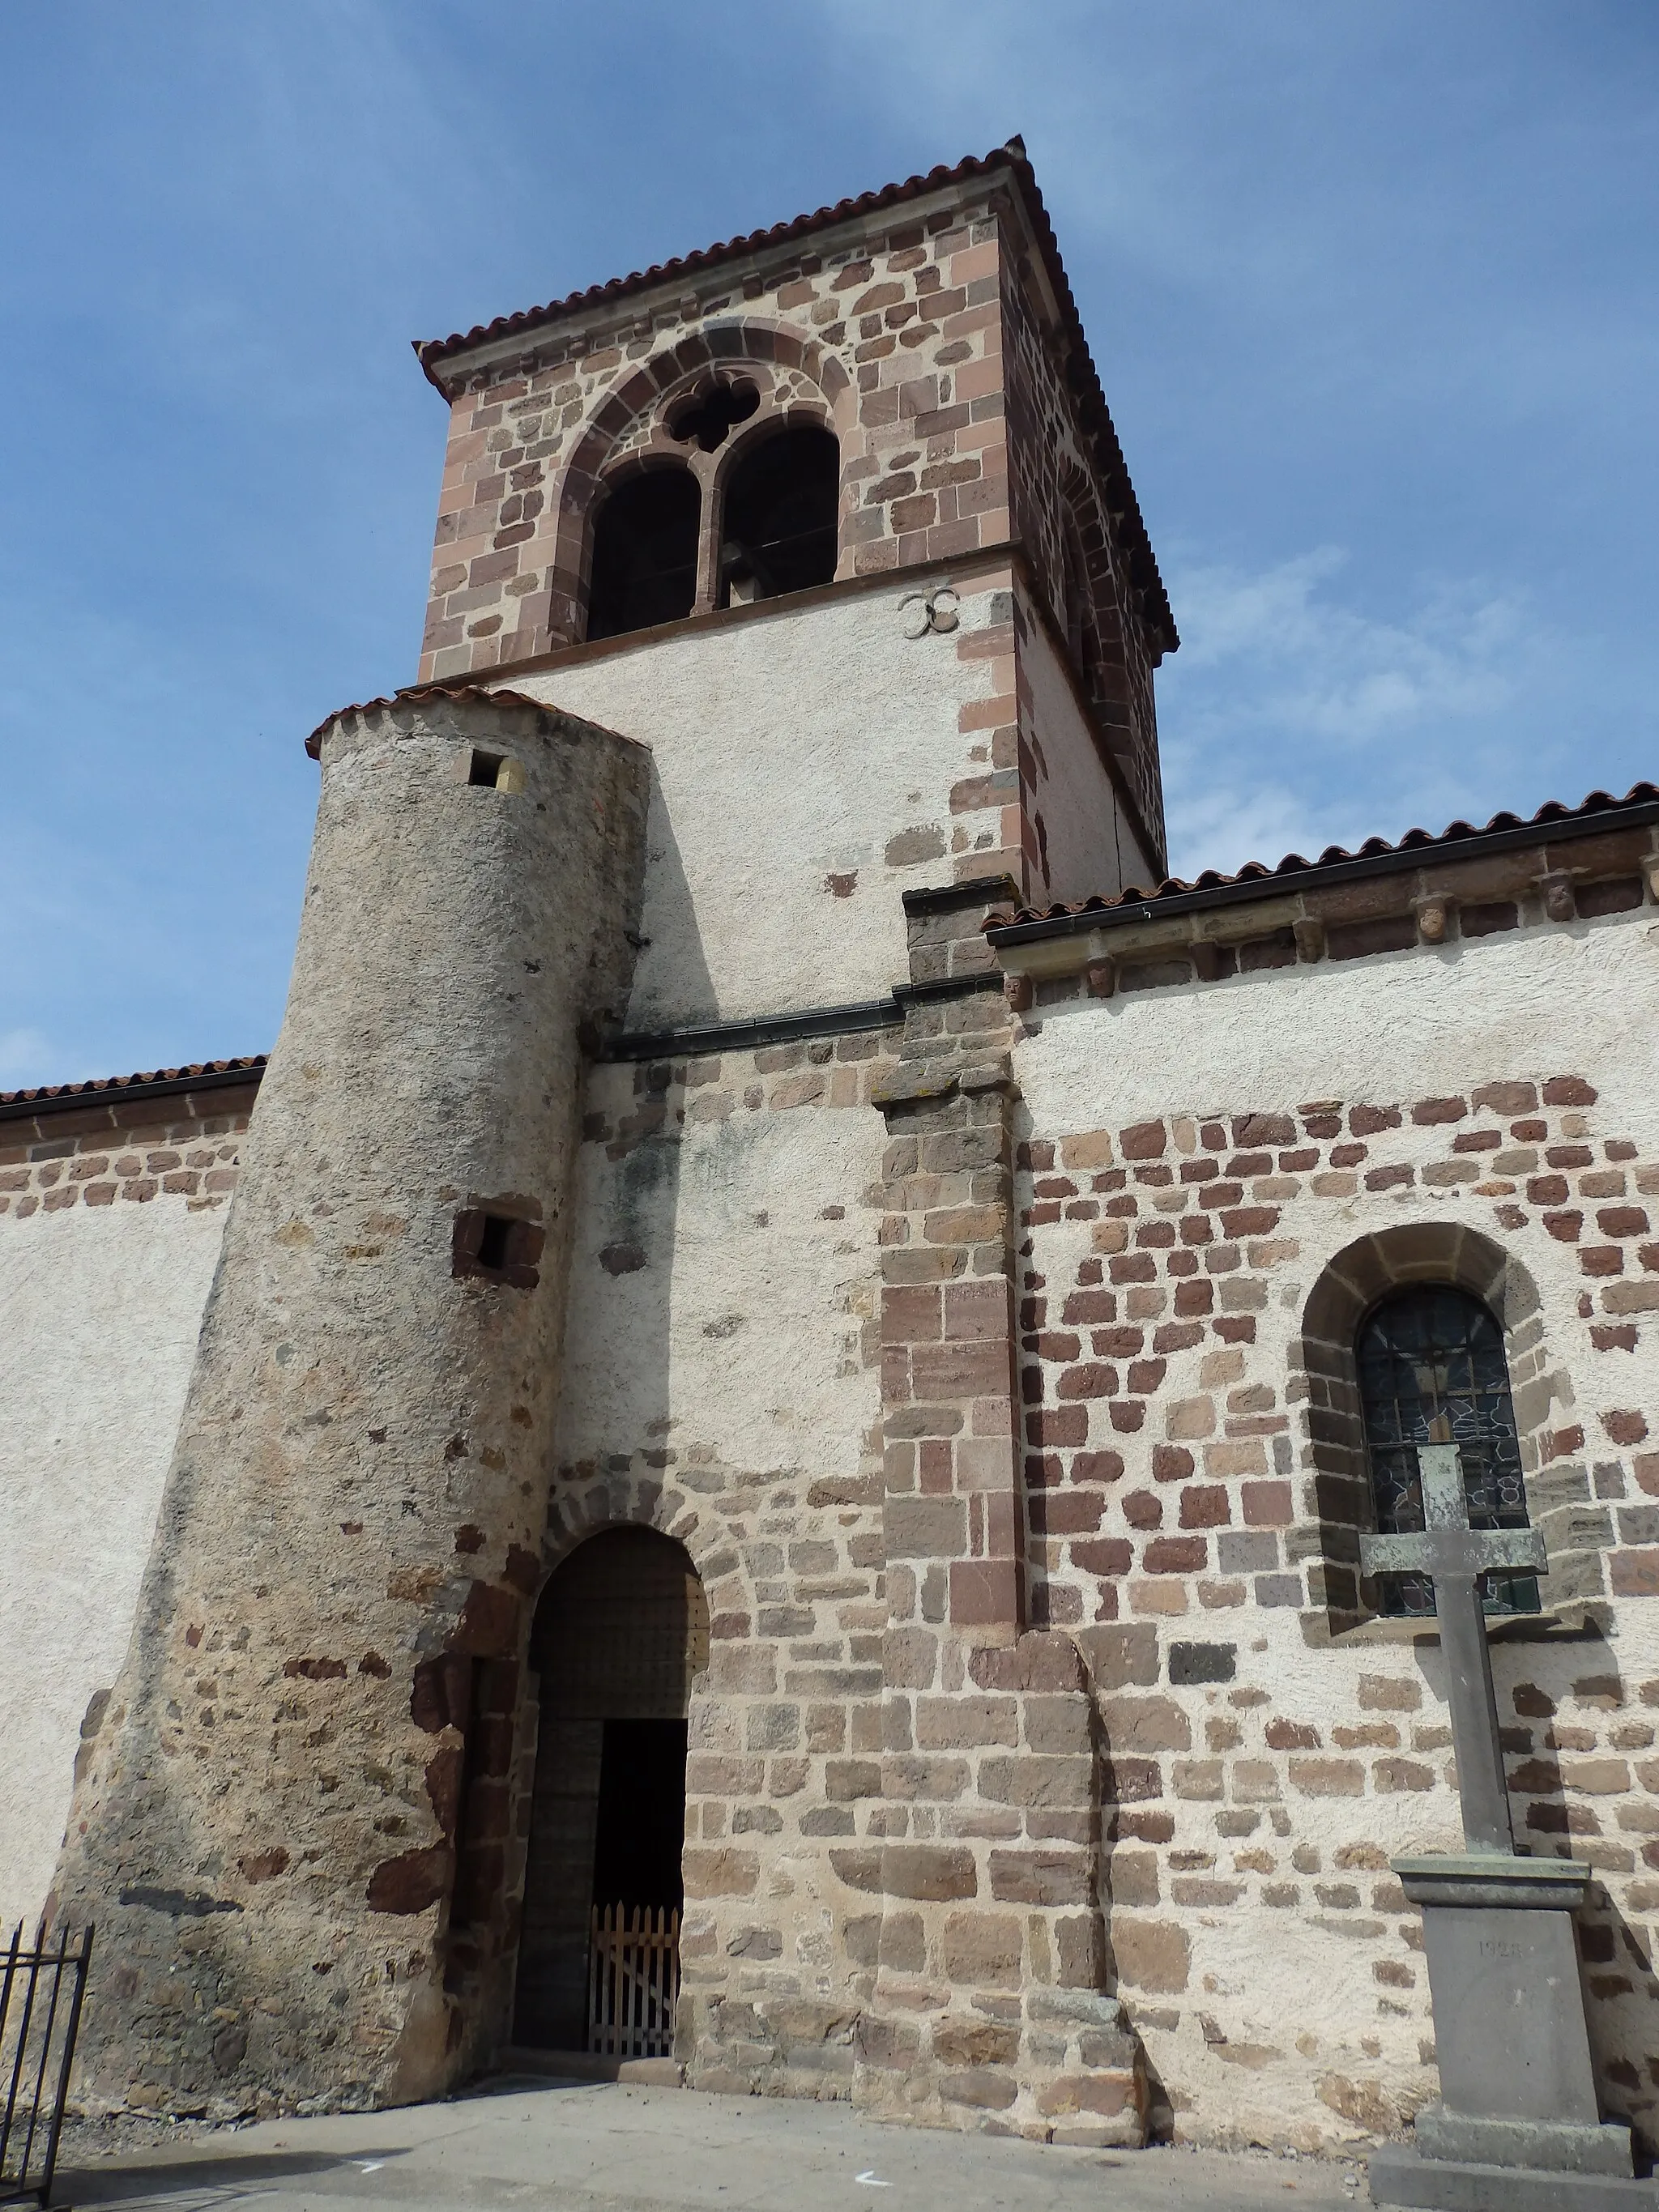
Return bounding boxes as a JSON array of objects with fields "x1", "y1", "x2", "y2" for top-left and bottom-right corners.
[{"x1": 3, "y1": 143, "x2": 1658, "y2": 2169}]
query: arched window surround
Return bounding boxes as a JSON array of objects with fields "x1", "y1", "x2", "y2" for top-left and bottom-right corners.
[
  {"x1": 1290, "y1": 1224, "x2": 1603, "y2": 1639},
  {"x1": 547, "y1": 323, "x2": 857, "y2": 648}
]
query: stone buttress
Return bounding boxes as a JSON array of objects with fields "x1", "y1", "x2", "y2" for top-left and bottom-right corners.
[{"x1": 49, "y1": 689, "x2": 650, "y2": 2116}]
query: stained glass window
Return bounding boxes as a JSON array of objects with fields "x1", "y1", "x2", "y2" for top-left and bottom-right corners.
[{"x1": 1356, "y1": 1285, "x2": 1539, "y2": 1617}]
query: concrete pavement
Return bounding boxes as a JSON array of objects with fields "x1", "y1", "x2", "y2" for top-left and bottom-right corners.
[{"x1": 53, "y1": 2075, "x2": 1363, "y2": 2212}]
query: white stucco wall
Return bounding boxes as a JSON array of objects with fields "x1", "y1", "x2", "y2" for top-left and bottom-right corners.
[
  {"x1": 512, "y1": 579, "x2": 1010, "y2": 1030},
  {"x1": 556, "y1": 1068, "x2": 884, "y2": 1477},
  {"x1": 1019, "y1": 604, "x2": 1158, "y2": 904},
  {"x1": 1018, "y1": 910, "x2": 1659, "y2": 1146},
  {"x1": 1012, "y1": 906, "x2": 1659, "y2": 2147},
  {"x1": 0, "y1": 1196, "x2": 225, "y2": 1927}
]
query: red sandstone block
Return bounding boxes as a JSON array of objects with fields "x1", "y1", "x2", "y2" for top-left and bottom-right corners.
[
  {"x1": 1227, "y1": 1153, "x2": 1272, "y2": 1178},
  {"x1": 1365, "y1": 1165, "x2": 1414, "y2": 1192},
  {"x1": 1221, "y1": 1208, "x2": 1280, "y2": 1236},
  {"x1": 1604, "y1": 1411, "x2": 1649, "y2": 1445},
  {"x1": 1350, "y1": 1104, "x2": 1401, "y2": 1136},
  {"x1": 1473, "y1": 1080, "x2": 1538, "y2": 1115},
  {"x1": 1413, "y1": 1096, "x2": 1468, "y2": 1125},
  {"x1": 1580, "y1": 1247, "x2": 1624, "y2": 1277},
  {"x1": 1058, "y1": 1364, "x2": 1119, "y2": 1400},
  {"x1": 1073, "y1": 1451, "x2": 1125, "y2": 1483},
  {"x1": 1154, "y1": 1324, "x2": 1204, "y2": 1355},
  {"x1": 1073, "y1": 1538, "x2": 1133, "y2": 1575},
  {"x1": 1233, "y1": 1113, "x2": 1296, "y2": 1145},
  {"x1": 944, "y1": 1278, "x2": 1009, "y2": 1340},
  {"x1": 1028, "y1": 1407, "x2": 1087, "y2": 1447},
  {"x1": 1543, "y1": 1211, "x2": 1583, "y2": 1242},
  {"x1": 1109, "y1": 1401, "x2": 1146, "y2": 1433},
  {"x1": 1120, "y1": 1122, "x2": 1166, "y2": 1160},
  {"x1": 950, "y1": 1559, "x2": 1020, "y2": 1626},
  {"x1": 1543, "y1": 1076, "x2": 1597, "y2": 1106},
  {"x1": 1095, "y1": 1327, "x2": 1146, "y2": 1357},
  {"x1": 883, "y1": 1285, "x2": 942, "y2": 1343},
  {"x1": 1034, "y1": 1492, "x2": 1106, "y2": 1536},
  {"x1": 1593, "y1": 1324, "x2": 1640, "y2": 1352},
  {"x1": 1610, "y1": 1549, "x2": 1659, "y2": 1596},
  {"x1": 1601, "y1": 1207, "x2": 1650, "y2": 1238},
  {"x1": 1143, "y1": 1536, "x2": 1206, "y2": 1574},
  {"x1": 1242, "y1": 1481, "x2": 1293, "y2": 1527},
  {"x1": 1179, "y1": 1486, "x2": 1230, "y2": 1529}
]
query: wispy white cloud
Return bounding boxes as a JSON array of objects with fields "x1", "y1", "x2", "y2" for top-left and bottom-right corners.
[
  {"x1": 0, "y1": 1029, "x2": 55, "y2": 1089},
  {"x1": 1157, "y1": 548, "x2": 1559, "y2": 876}
]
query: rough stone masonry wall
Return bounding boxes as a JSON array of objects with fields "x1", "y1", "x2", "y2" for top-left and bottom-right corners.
[
  {"x1": 0, "y1": 1080, "x2": 254, "y2": 1929},
  {"x1": 996, "y1": 249, "x2": 1166, "y2": 856},
  {"x1": 414, "y1": 168, "x2": 1160, "y2": 774},
  {"x1": 1007, "y1": 1038, "x2": 1659, "y2": 2150},
  {"x1": 827, "y1": 930, "x2": 1148, "y2": 2146},
  {"x1": 547, "y1": 1034, "x2": 897, "y2": 2100},
  {"x1": 51, "y1": 693, "x2": 650, "y2": 2121},
  {"x1": 416, "y1": 180, "x2": 1013, "y2": 680}
]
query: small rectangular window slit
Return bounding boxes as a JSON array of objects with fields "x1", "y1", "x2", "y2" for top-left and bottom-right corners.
[
  {"x1": 468, "y1": 748, "x2": 506, "y2": 788},
  {"x1": 452, "y1": 1199, "x2": 544, "y2": 1289}
]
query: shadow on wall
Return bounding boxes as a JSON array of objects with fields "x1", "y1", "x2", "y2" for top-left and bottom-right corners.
[
  {"x1": 1475, "y1": 1639, "x2": 1659, "y2": 2152},
  {"x1": 623, "y1": 762, "x2": 723, "y2": 1034}
]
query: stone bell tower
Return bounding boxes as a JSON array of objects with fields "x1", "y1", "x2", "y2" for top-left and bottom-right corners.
[{"x1": 53, "y1": 144, "x2": 1181, "y2": 2130}]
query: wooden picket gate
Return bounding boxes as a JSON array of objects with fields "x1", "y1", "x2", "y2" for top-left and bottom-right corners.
[{"x1": 586, "y1": 1903, "x2": 680, "y2": 2060}]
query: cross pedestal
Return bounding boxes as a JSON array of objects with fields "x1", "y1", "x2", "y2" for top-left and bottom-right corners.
[{"x1": 1358, "y1": 1447, "x2": 1654, "y2": 2209}]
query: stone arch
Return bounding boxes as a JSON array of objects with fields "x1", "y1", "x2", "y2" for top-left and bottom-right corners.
[
  {"x1": 546, "y1": 320, "x2": 855, "y2": 644},
  {"x1": 512, "y1": 1522, "x2": 710, "y2": 2054},
  {"x1": 709, "y1": 411, "x2": 842, "y2": 606},
  {"x1": 1056, "y1": 457, "x2": 1129, "y2": 727},
  {"x1": 1290, "y1": 1223, "x2": 1590, "y2": 1635},
  {"x1": 542, "y1": 1465, "x2": 752, "y2": 1640}
]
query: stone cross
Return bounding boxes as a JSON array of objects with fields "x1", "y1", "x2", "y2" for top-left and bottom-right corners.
[{"x1": 1360, "y1": 1444, "x2": 1546, "y2": 1855}]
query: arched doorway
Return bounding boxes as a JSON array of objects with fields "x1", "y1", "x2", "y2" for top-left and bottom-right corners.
[{"x1": 512, "y1": 1528, "x2": 708, "y2": 2053}]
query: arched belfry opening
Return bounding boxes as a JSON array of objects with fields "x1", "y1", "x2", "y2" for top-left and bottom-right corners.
[
  {"x1": 719, "y1": 424, "x2": 839, "y2": 605},
  {"x1": 586, "y1": 468, "x2": 701, "y2": 641},
  {"x1": 512, "y1": 1528, "x2": 708, "y2": 2056}
]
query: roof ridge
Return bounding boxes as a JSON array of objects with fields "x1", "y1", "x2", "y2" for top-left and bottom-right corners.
[
  {"x1": 411, "y1": 146, "x2": 1175, "y2": 651},
  {"x1": 0, "y1": 1055, "x2": 268, "y2": 1113},
  {"x1": 987, "y1": 781, "x2": 1659, "y2": 928}
]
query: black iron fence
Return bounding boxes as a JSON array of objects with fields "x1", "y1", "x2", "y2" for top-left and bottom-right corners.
[{"x1": 0, "y1": 1924, "x2": 92, "y2": 2210}]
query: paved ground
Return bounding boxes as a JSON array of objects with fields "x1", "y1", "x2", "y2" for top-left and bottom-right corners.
[{"x1": 52, "y1": 2076, "x2": 1365, "y2": 2212}]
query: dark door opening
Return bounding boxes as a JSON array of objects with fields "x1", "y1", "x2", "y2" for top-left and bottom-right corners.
[
  {"x1": 719, "y1": 426, "x2": 839, "y2": 604},
  {"x1": 592, "y1": 1720, "x2": 688, "y2": 1914},
  {"x1": 512, "y1": 1528, "x2": 707, "y2": 2054},
  {"x1": 586, "y1": 468, "x2": 701, "y2": 641}
]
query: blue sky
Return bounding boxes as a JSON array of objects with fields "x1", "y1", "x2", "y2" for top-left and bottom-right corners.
[{"x1": 2, "y1": 2, "x2": 1655, "y2": 1085}]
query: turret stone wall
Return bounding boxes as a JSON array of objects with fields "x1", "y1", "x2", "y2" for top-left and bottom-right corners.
[{"x1": 50, "y1": 692, "x2": 650, "y2": 2116}]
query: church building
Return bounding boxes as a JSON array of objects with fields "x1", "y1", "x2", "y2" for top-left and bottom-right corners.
[{"x1": 3, "y1": 143, "x2": 1657, "y2": 2158}]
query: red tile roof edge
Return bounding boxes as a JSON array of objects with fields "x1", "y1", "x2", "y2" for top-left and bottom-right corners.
[
  {"x1": 986, "y1": 782, "x2": 1659, "y2": 933},
  {"x1": 411, "y1": 144, "x2": 1175, "y2": 650},
  {"x1": 1, "y1": 1056, "x2": 267, "y2": 1117},
  {"x1": 304, "y1": 684, "x2": 561, "y2": 757}
]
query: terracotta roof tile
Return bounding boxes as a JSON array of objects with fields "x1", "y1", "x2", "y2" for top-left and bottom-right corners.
[
  {"x1": 304, "y1": 684, "x2": 564, "y2": 758},
  {"x1": 0, "y1": 1056, "x2": 267, "y2": 1115},
  {"x1": 987, "y1": 782, "x2": 1659, "y2": 933},
  {"x1": 412, "y1": 145, "x2": 1175, "y2": 651}
]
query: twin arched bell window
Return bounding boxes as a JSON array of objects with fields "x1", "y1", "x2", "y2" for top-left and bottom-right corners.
[
  {"x1": 1357, "y1": 1285, "x2": 1540, "y2": 1617},
  {"x1": 585, "y1": 420, "x2": 840, "y2": 644}
]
